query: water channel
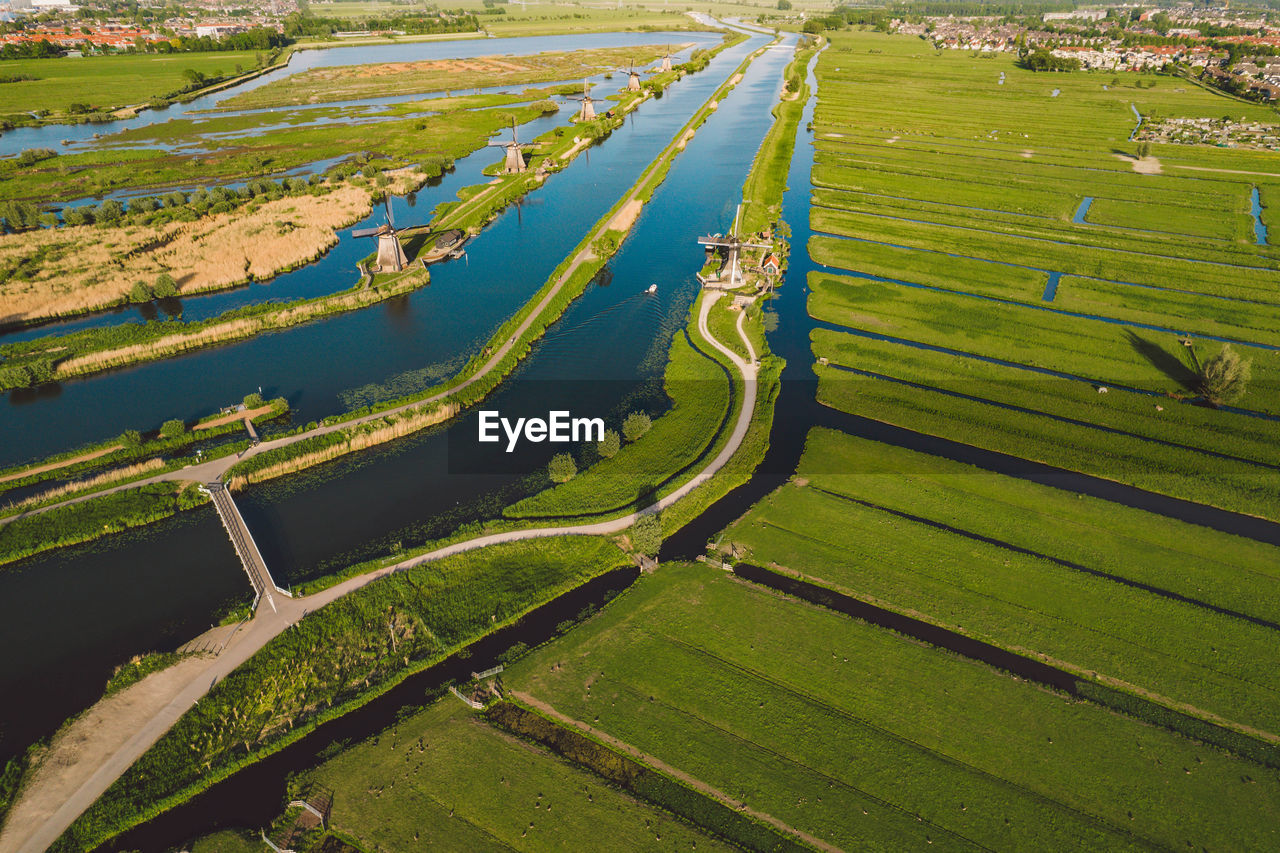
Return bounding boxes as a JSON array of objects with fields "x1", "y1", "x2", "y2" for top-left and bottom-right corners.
[{"x1": 0, "y1": 27, "x2": 791, "y2": 780}]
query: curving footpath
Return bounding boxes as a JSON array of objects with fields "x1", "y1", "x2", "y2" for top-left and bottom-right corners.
[{"x1": 2, "y1": 290, "x2": 758, "y2": 853}]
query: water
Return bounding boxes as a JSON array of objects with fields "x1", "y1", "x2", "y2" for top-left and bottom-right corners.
[
  {"x1": 0, "y1": 28, "x2": 789, "y2": 769},
  {"x1": 1041, "y1": 270, "x2": 1062, "y2": 301},
  {"x1": 1251, "y1": 186, "x2": 1268, "y2": 246},
  {"x1": 0, "y1": 37, "x2": 760, "y2": 468},
  {"x1": 1072, "y1": 196, "x2": 1094, "y2": 225}
]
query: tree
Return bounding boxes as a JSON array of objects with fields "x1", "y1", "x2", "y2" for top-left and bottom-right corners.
[
  {"x1": 243, "y1": 392, "x2": 265, "y2": 409},
  {"x1": 153, "y1": 273, "x2": 178, "y2": 298},
  {"x1": 548, "y1": 452, "x2": 577, "y2": 483},
  {"x1": 631, "y1": 513, "x2": 661, "y2": 557},
  {"x1": 622, "y1": 411, "x2": 651, "y2": 442},
  {"x1": 1136, "y1": 140, "x2": 1152, "y2": 158},
  {"x1": 128, "y1": 281, "x2": 153, "y2": 303},
  {"x1": 1199, "y1": 344, "x2": 1251, "y2": 405},
  {"x1": 776, "y1": 0, "x2": 792, "y2": 8},
  {"x1": 120, "y1": 429, "x2": 142, "y2": 448},
  {"x1": 159, "y1": 418, "x2": 185, "y2": 438},
  {"x1": 598, "y1": 429, "x2": 621, "y2": 459}
]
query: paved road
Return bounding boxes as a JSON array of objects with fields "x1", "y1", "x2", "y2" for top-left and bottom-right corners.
[{"x1": 3, "y1": 291, "x2": 757, "y2": 853}]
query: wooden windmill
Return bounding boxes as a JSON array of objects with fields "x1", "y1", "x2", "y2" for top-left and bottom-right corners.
[
  {"x1": 488, "y1": 117, "x2": 537, "y2": 174},
  {"x1": 697, "y1": 205, "x2": 771, "y2": 288},
  {"x1": 660, "y1": 46, "x2": 673, "y2": 73},
  {"x1": 626, "y1": 62, "x2": 642, "y2": 91},
  {"x1": 352, "y1": 196, "x2": 408, "y2": 273},
  {"x1": 568, "y1": 78, "x2": 596, "y2": 121}
]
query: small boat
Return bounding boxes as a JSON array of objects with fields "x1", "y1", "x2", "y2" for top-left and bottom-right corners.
[{"x1": 646, "y1": 284, "x2": 658, "y2": 294}]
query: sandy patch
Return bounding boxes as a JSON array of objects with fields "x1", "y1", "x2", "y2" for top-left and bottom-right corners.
[
  {"x1": 729, "y1": 73, "x2": 743, "y2": 86},
  {"x1": 194, "y1": 404, "x2": 275, "y2": 431},
  {"x1": 608, "y1": 200, "x2": 643, "y2": 233},
  {"x1": 707, "y1": 100, "x2": 718, "y2": 111},
  {"x1": 886, "y1": 136, "x2": 899, "y2": 144},
  {"x1": 1113, "y1": 153, "x2": 1162, "y2": 174},
  {"x1": 675, "y1": 128, "x2": 695, "y2": 151},
  {"x1": 1021, "y1": 149, "x2": 1034, "y2": 158},
  {"x1": 0, "y1": 654, "x2": 216, "y2": 852}
]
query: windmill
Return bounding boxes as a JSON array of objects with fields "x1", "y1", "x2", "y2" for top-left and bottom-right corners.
[
  {"x1": 488, "y1": 117, "x2": 537, "y2": 174},
  {"x1": 626, "y1": 62, "x2": 641, "y2": 92},
  {"x1": 351, "y1": 196, "x2": 408, "y2": 273},
  {"x1": 567, "y1": 78, "x2": 596, "y2": 121},
  {"x1": 660, "y1": 46, "x2": 673, "y2": 73},
  {"x1": 697, "y1": 204, "x2": 771, "y2": 288}
]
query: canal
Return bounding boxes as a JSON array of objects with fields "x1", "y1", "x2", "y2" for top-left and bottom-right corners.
[{"x1": 0, "y1": 29, "x2": 793, "y2": 780}]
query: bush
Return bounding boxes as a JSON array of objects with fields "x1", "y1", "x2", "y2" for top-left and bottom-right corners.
[
  {"x1": 153, "y1": 273, "x2": 179, "y2": 298},
  {"x1": 62, "y1": 206, "x2": 92, "y2": 226},
  {"x1": 159, "y1": 419, "x2": 185, "y2": 438},
  {"x1": 531, "y1": 98, "x2": 559, "y2": 113},
  {"x1": 120, "y1": 429, "x2": 142, "y2": 448},
  {"x1": 548, "y1": 452, "x2": 577, "y2": 483},
  {"x1": 631, "y1": 512, "x2": 661, "y2": 556},
  {"x1": 622, "y1": 411, "x2": 651, "y2": 442},
  {"x1": 243, "y1": 392, "x2": 265, "y2": 410},
  {"x1": 15, "y1": 147, "x2": 56, "y2": 167},
  {"x1": 597, "y1": 429, "x2": 621, "y2": 459},
  {"x1": 128, "y1": 281, "x2": 153, "y2": 303}
]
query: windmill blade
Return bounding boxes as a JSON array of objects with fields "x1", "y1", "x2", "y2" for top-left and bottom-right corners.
[
  {"x1": 385, "y1": 196, "x2": 395, "y2": 229},
  {"x1": 351, "y1": 226, "x2": 381, "y2": 238}
]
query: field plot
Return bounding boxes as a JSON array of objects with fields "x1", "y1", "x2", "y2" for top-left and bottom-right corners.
[
  {"x1": 504, "y1": 563, "x2": 1280, "y2": 851},
  {"x1": 722, "y1": 427, "x2": 1280, "y2": 738},
  {"x1": 295, "y1": 698, "x2": 734, "y2": 851},
  {"x1": 807, "y1": 30, "x2": 1280, "y2": 519}
]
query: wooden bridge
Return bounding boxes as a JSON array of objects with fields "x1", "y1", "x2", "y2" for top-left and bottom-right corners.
[{"x1": 202, "y1": 481, "x2": 290, "y2": 612}]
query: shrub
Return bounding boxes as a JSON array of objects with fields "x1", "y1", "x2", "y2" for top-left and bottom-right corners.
[
  {"x1": 15, "y1": 147, "x2": 55, "y2": 167},
  {"x1": 128, "y1": 281, "x2": 153, "y2": 303},
  {"x1": 622, "y1": 411, "x2": 651, "y2": 442},
  {"x1": 531, "y1": 98, "x2": 560, "y2": 114},
  {"x1": 159, "y1": 419, "x2": 185, "y2": 439},
  {"x1": 598, "y1": 429, "x2": 621, "y2": 459},
  {"x1": 62, "y1": 206, "x2": 92, "y2": 226},
  {"x1": 120, "y1": 429, "x2": 142, "y2": 448},
  {"x1": 549, "y1": 452, "x2": 578, "y2": 483},
  {"x1": 243, "y1": 392, "x2": 265, "y2": 409},
  {"x1": 153, "y1": 273, "x2": 178, "y2": 298},
  {"x1": 631, "y1": 512, "x2": 662, "y2": 556}
]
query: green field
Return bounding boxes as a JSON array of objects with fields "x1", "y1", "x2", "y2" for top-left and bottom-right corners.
[
  {"x1": 722, "y1": 427, "x2": 1280, "y2": 738},
  {"x1": 293, "y1": 698, "x2": 735, "y2": 851},
  {"x1": 0, "y1": 51, "x2": 263, "y2": 117},
  {"x1": 504, "y1": 562, "x2": 1280, "y2": 851}
]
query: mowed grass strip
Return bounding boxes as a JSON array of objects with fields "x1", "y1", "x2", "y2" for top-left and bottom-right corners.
[
  {"x1": 295, "y1": 698, "x2": 734, "y2": 851},
  {"x1": 807, "y1": 272, "x2": 1280, "y2": 414},
  {"x1": 723, "y1": 428, "x2": 1280, "y2": 738},
  {"x1": 506, "y1": 564, "x2": 1280, "y2": 851}
]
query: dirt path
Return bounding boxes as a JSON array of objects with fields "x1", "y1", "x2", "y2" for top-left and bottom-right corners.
[
  {"x1": 1168, "y1": 163, "x2": 1280, "y2": 178},
  {"x1": 192, "y1": 404, "x2": 275, "y2": 432},
  {"x1": 510, "y1": 692, "x2": 840, "y2": 853},
  {"x1": 0, "y1": 444, "x2": 123, "y2": 486},
  {"x1": 608, "y1": 199, "x2": 644, "y2": 232}
]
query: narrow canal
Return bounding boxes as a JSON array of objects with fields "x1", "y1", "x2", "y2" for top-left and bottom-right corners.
[{"x1": 0, "y1": 30, "x2": 794, "y2": 780}]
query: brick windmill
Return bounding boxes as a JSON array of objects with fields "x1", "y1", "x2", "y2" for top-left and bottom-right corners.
[
  {"x1": 568, "y1": 78, "x2": 596, "y2": 121},
  {"x1": 697, "y1": 204, "x2": 771, "y2": 288},
  {"x1": 351, "y1": 196, "x2": 408, "y2": 273},
  {"x1": 489, "y1": 117, "x2": 537, "y2": 174}
]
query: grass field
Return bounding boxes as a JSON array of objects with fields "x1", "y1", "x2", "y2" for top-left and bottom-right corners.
[
  {"x1": 504, "y1": 562, "x2": 1280, "y2": 851},
  {"x1": 805, "y1": 29, "x2": 1280, "y2": 523},
  {"x1": 294, "y1": 697, "x2": 735, "y2": 851},
  {"x1": 721, "y1": 427, "x2": 1280, "y2": 739},
  {"x1": 0, "y1": 51, "x2": 263, "y2": 117}
]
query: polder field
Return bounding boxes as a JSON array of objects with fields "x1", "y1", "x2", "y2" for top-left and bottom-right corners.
[{"x1": 807, "y1": 29, "x2": 1280, "y2": 521}]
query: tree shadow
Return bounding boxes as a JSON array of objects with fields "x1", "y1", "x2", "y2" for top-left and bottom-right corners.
[{"x1": 1124, "y1": 329, "x2": 1198, "y2": 391}]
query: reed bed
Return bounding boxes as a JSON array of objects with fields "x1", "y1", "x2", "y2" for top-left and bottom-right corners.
[
  {"x1": 0, "y1": 185, "x2": 373, "y2": 325},
  {"x1": 227, "y1": 402, "x2": 458, "y2": 489},
  {"x1": 3, "y1": 458, "x2": 165, "y2": 514}
]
